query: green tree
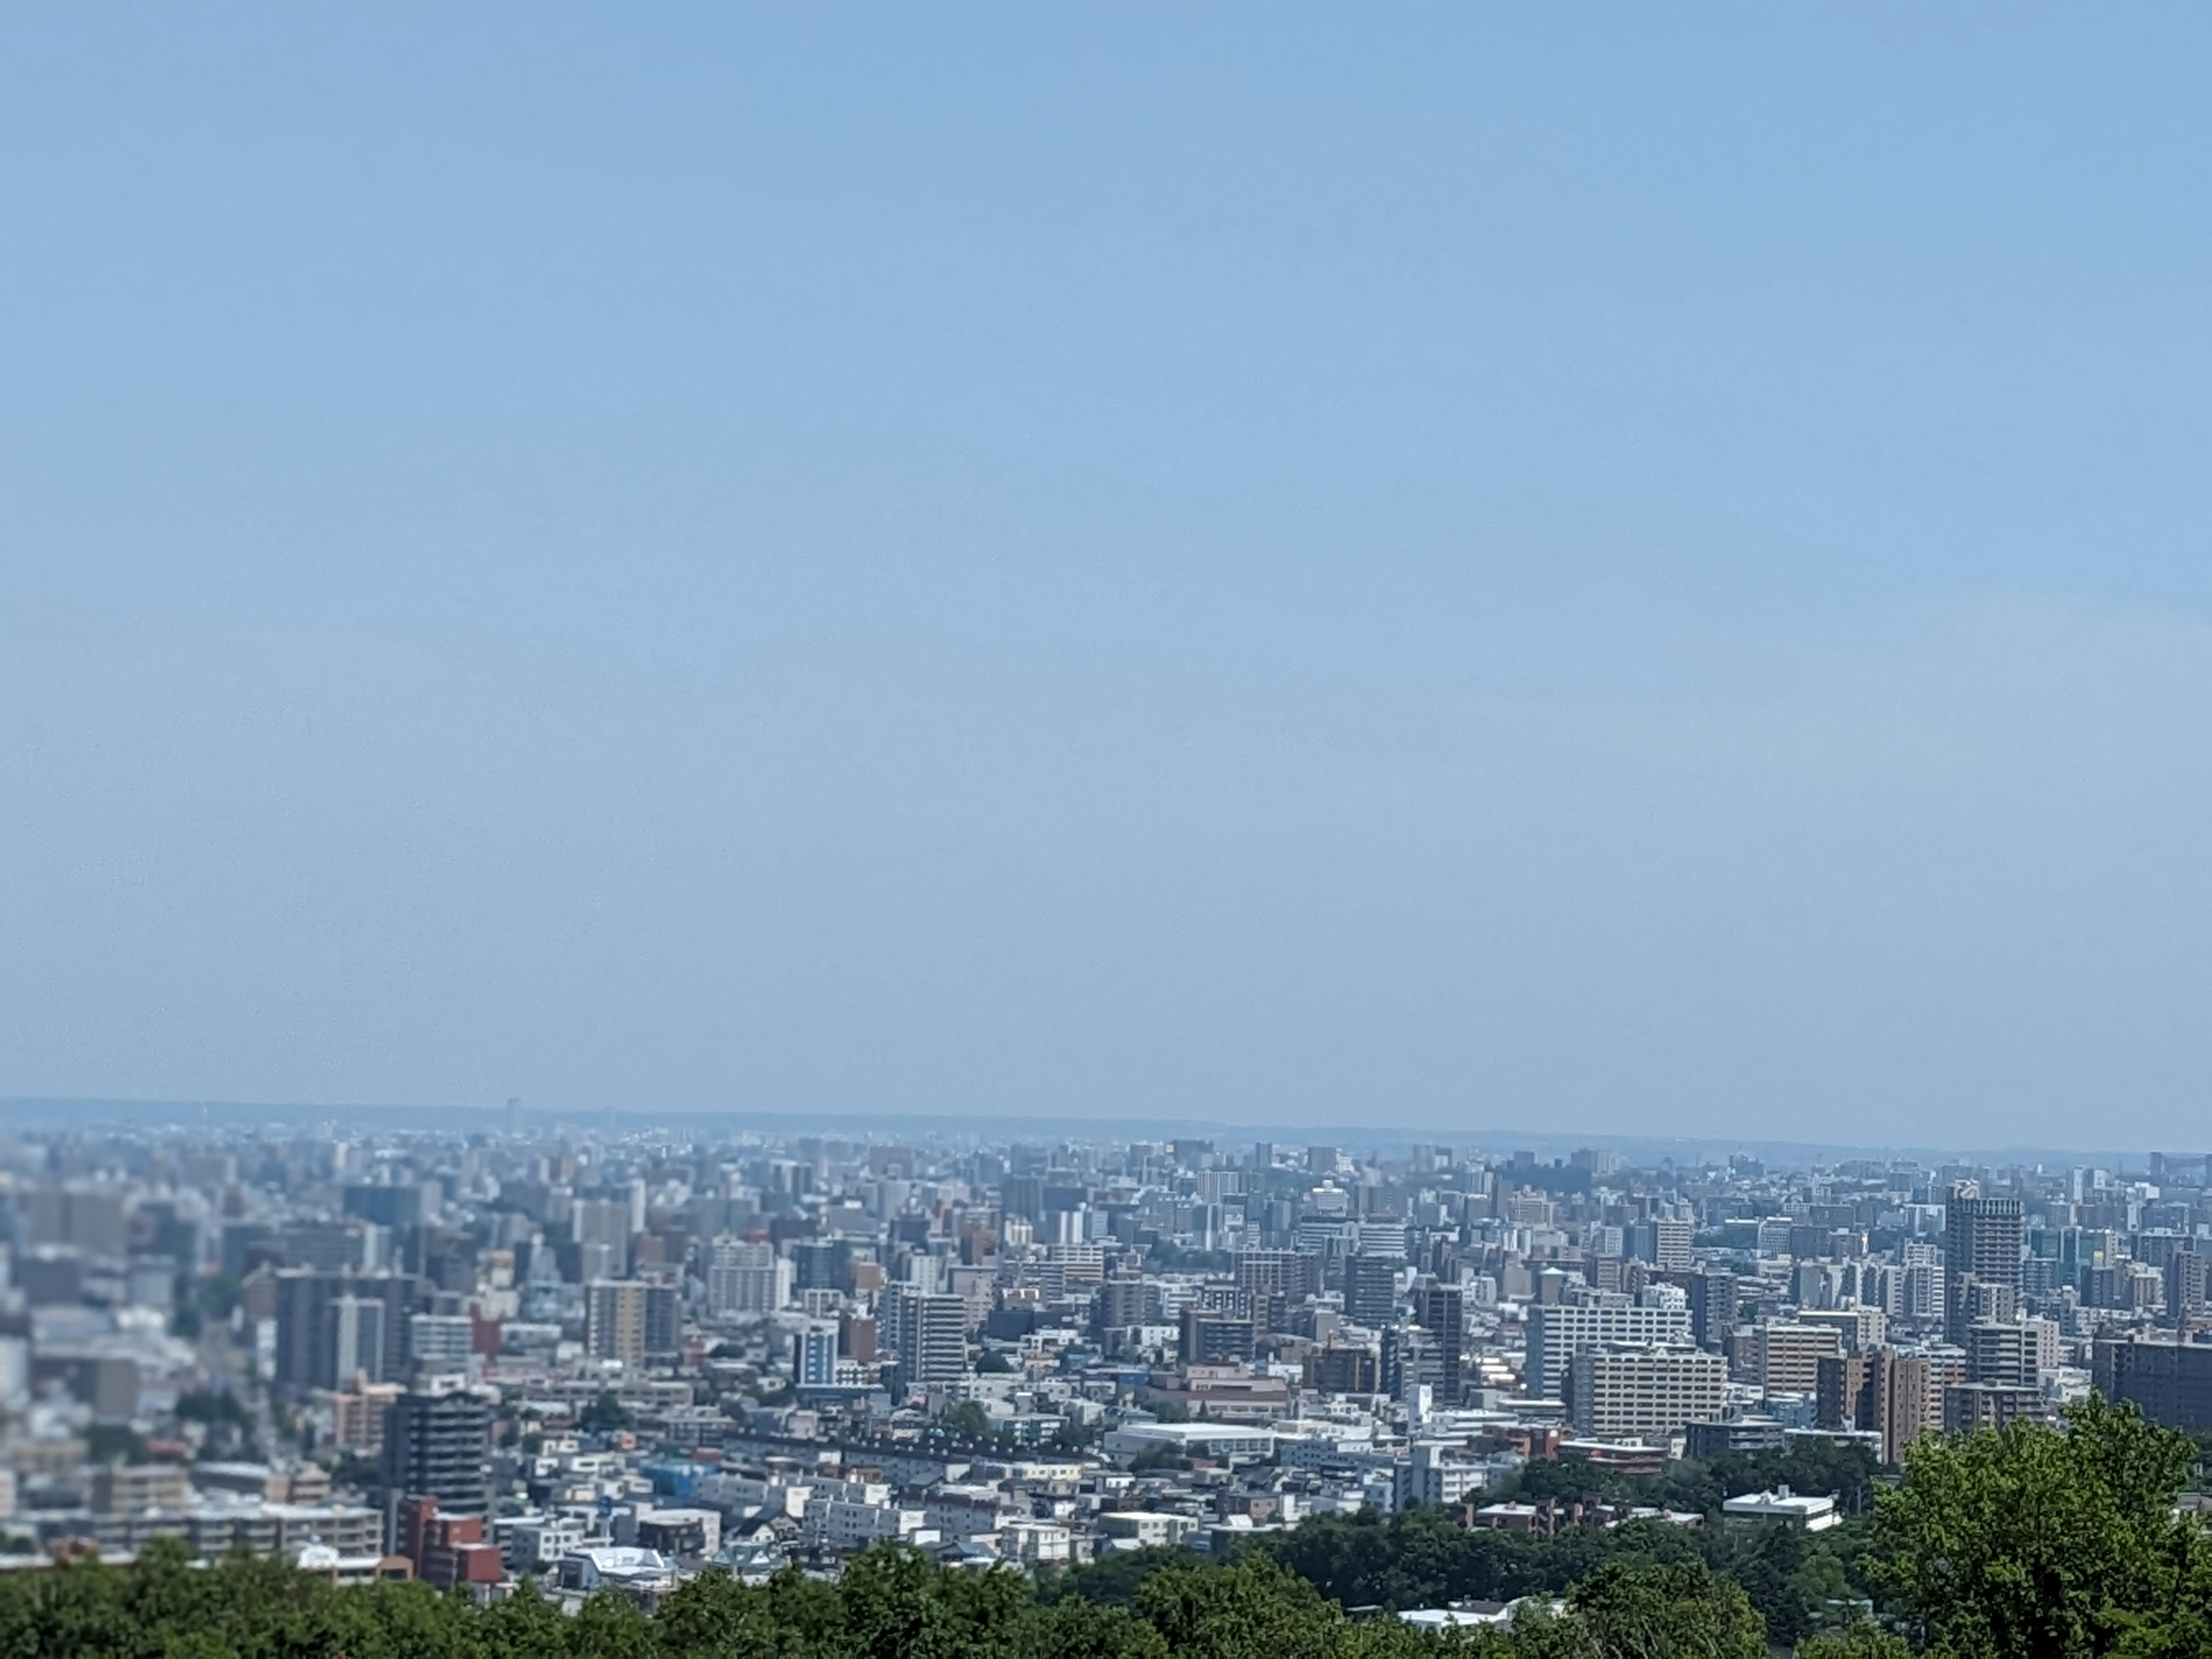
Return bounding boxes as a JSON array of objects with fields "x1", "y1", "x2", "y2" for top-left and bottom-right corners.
[
  {"x1": 1134, "y1": 1555, "x2": 1349, "y2": 1659},
  {"x1": 1798, "y1": 1627, "x2": 1914, "y2": 1659},
  {"x1": 1875, "y1": 1393, "x2": 2207, "y2": 1657},
  {"x1": 932, "y1": 1400, "x2": 998, "y2": 1442},
  {"x1": 579, "y1": 1390, "x2": 634, "y2": 1433},
  {"x1": 1507, "y1": 1558, "x2": 1766, "y2": 1659}
]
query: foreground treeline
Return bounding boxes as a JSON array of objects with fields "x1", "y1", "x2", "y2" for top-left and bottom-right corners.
[{"x1": 1, "y1": 1396, "x2": 2207, "y2": 1658}]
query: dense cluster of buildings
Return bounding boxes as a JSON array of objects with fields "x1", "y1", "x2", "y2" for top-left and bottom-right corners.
[{"x1": 0, "y1": 1120, "x2": 2203, "y2": 1603}]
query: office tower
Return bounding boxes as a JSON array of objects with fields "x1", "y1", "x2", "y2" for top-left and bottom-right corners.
[
  {"x1": 408, "y1": 1312, "x2": 476, "y2": 1376},
  {"x1": 1687, "y1": 1271, "x2": 1737, "y2": 1351},
  {"x1": 1945, "y1": 1184, "x2": 2024, "y2": 1346},
  {"x1": 1382, "y1": 1323, "x2": 1442, "y2": 1405},
  {"x1": 382, "y1": 1389, "x2": 491, "y2": 1522},
  {"x1": 2168, "y1": 1251, "x2": 2208, "y2": 1325},
  {"x1": 2096, "y1": 1334, "x2": 2212, "y2": 1433},
  {"x1": 585, "y1": 1280, "x2": 679, "y2": 1367},
  {"x1": 585, "y1": 1280, "x2": 645, "y2": 1366},
  {"x1": 706, "y1": 1239, "x2": 793, "y2": 1316},
  {"x1": 1798, "y1": 1304, "x2": 1885, "y2": 1353},
  {"x1": 1884, "y1": 1350, "x2": 1963, "y2": 1464},
  {"x1": 1819, "y1": 1346, "x2": 1963, "y2": 1464},
  {"x1": 1235, "y1": 1248, "x2": 1317, "y2": 1326},
  {"x1": 1524, "y1": 1298, "x2": 1691, "y2": 1401},
  {"x1": 1412, "y1": 1278, "x2": 1465, "y2": 1401},
  {"x1": 1305, "y1": 1344, "x2": 1381, "y2": 1393},
  {"x1": 1753, "y1": 1321, "x2": 1844, "y2": 1394},
  {"x1": 24, "y1": 1187, "x2": 128, "y2": 1255},
  {"x1": 793, "y1": 1320, "x2": 839, "y2": 1389},
  {"x1": 1943, "y1": 1382, "x2": 2047, "y2": 1435},
  {"x1": 884, "y1": 1286, "x2": 967, "y2": 1394},
  {"x1": 1966, "y1": 1320, "x2": 2043, "y2": 1388},
  {"x1": 573, "y1": 1199, "x2": 633, "y2": 1280},
  {"x1": 1343, "y1": 1252, "x2": 1403, "y2": 1328},
  {"x1": 1179, "y1": 1302, "x2": 1257, "y2": 1365},
  {"x1": 1816, "y1": 1351, "x2": 1876, "y2": 1434},
  {"x1": 1092, "y1": 1274, "x2": 1149, "y2": 1340},
  {"x1": 274, "y1": 1270, "x2": 343, "y2": 1393},
  {"x1": 343, "y1": 1183, "x2": 426, "y2": 1230},
  {"x1": 1650, "y1": 1216, "x2": 1695, "y2": 1272},
  {"x1": 332, "y1": 1294, "x2": 387, "y2": 1385},
  {"x1": 789, "y1": 1238, "x2": 851, "y2": 1294},
  {"x1": 1569, "y1": 1344, "x2": 1725, "y2": 1438}
]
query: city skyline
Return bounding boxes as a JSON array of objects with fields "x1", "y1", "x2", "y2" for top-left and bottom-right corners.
[{"x1": 0, "y1": 1094, "x2": 2199, "y2": 1169}]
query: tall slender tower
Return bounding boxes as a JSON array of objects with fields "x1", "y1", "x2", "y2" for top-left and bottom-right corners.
[{"x1": 1945, "y1": 1182, "x2": 2024, "y2": 1346}]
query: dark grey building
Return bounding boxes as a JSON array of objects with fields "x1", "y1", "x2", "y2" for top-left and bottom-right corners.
[
  {"x1": 1413, "y1": 1278, "x2": 1465, "y2": 1401},
  {"x1": 382, "y1": 1389, "x2": 492, "y2": 1518},
  {"x1": 1344, "y1": 1251, "x2": 1403, "y2": 1329},
  {"x1": 1945, "y1": 1184, "x2": 2023, "y2": 1346},
  {"x1": 2096, "y1": 1334, "x2": 2212, "y2": 1434}
]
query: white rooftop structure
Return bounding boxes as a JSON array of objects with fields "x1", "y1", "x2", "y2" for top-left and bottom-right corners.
[{"x1": 1720, "y1": 1486, "x2": 1839, "y2": 1531}]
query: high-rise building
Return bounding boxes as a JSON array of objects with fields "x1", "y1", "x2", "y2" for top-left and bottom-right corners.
[
  {"x1": 1305, "y1": 1343, "x2": 1381, "y2": 1393},
  {"x1": 884, "y1": 1287, "x2": 967, "y2": 1395},
  {"x1": 789, "y1": 1238, "x2": 851, "y2": 1294},
  {"x1": 706, "y1": 1239, "x2": 793, "y2": 1316},
  {"x1": 332, "y1": 1294, "x2": 387, "y2": 1385},
  {"x1": 1178, "y1": 1304, "x2": 1256, "y2": 1366},
  {"x1": 408, "y1": 1313, "x2": 476, "y2": 1376},
  {"x1": 573, "y1": 1199, "x2": 634, "y2": 1281},
  {"x1": 1092, "y1": 1274, "x2": 1150, "y2": 1340},
  {"x1": 1753, "y1": 1321, "x2": 1844, "y2": 1395},
  {"x1": 382, "y1": 1389, "x2": 491, "y2": 1532},
  {"x1": 1942, "y1": 1382, "x2": 2048, "y2": 1435},
  {"x1": 274, "y1": 1270, "x2": 343, "y2": 1394},
  {"x1": 1820, "y1": 1346, "x2": 1964, "y2": 1464},
  {"x1": 2167, "y1": 1251, "x2": 2208, "y2": 1325},
  {"x1": 1965, "y1": 1320, "x2": 2047, "y2": 1388},
  {"x1": 584, "y1": 1280, "x2": 679, "y2": 1367},
  {"x1": 1816, "y1": 1350, "x2": 1874, "y2": 1435},
  {"x1": 1524, "y1": 1298, "x2": 1691, "y2": 1401},
  {"x1": 1343, "y1": 1252, "x2": 1403, "y2": 1328},
  {"x1": 2096, "y1": 1334, "x2": 2212, "y2": 1434},
  {"x1": 24, "y1": 1187, "x2": 128, "y2": 1256},
  {"x1": 793, "y1": 1320, "x2": 840, "y2": 1389},
  {"x1": 1945, "y1": 1184, "x2": 2024, "y2": 1346},
  {"x1": 1688, "y1": 1271, "x2": 1737, "y2": 1352},
  {"x1": 1413, "y1": 1278, "x2": 1465, "y2": 1401},
  {"x1": 1569, "y1": 1344, "x2": 1725, "y2": 1438},
  {"x1": 343, "y1": 1183, "x2": 426, "y2": 1231},
  {"x1": 1235, "y1": 1248, "x2": 1317, "y2": 1330},
  {"x1": 1650, "y1": 1216, "x2": 1695, "y2": 1273}
]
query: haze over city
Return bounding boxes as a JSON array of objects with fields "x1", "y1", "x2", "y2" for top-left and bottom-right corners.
[{"x1": 6, "y1": 8, "x2": 2212, "y2": 1150}]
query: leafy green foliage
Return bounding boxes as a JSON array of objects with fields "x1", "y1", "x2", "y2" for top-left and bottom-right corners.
[
  {"x1": 931, "y1": 1400, "x2": 1001, "y2": 1442},
  {"x1": 1508, "y1": 1438, "x2": 1883, "y2": 1518},
  {"x1": 579, "y1": 1390, "x2": 635, "y2": 1433},
  {"x1": 1252, "y1": 1502, "x2": 1865, "y2": 1643},
  {"x1": 1874, "y1": 1394, "x2": 2210, "y2": 1658},
  {"x1": 1508, "y1": 1557, "x2": 1766, "y2": 1659},
  {"x1": 0, "y1": 1547, "x2": 1438, "y2": 1659}
]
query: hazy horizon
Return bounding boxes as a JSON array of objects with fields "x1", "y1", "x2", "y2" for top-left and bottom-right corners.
[{"x1": 6, "y1": 9, "x2": 2212, "y2": 1149}]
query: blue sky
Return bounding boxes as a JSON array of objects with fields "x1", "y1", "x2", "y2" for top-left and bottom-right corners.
[{"x1": 3, "y1": 7, "x2": 2210, "y2": 1147}]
